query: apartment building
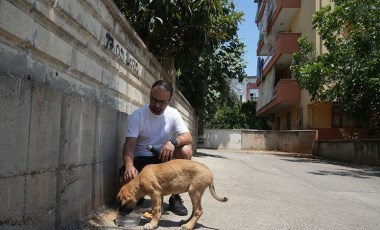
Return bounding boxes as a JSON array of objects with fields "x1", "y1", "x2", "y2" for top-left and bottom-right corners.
[
  {"x1": 254, "y1": 0, "x2": 364, "y2": 139},
  {"x1": 230, "y1": 75, "x2": 259, "y2": 102},
  {"x1": 246, "y1": 75, "x2": 259, "y2": 101}
]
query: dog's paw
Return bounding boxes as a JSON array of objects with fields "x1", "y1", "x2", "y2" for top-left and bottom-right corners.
[
  {"x1": 143, "y1": 223, "x2": 156, "y2": 230},
  {"x1": 180, "y1": 224, "x2": 193, "y2": 230}
]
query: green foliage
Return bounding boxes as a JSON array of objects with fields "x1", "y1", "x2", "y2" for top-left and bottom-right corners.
[
  {"x1": 177, "y1": 36, "x2": 247, "y2": 133},
  {"x1": 209, "y1": 103, "x2": 248, "y2": 129},
  {"x1": 241, "y1": 100, "x2": 271, "y2": 130},
  {"x1": 113, "y1": 0, "x2": 247, "y2": 134},
  {"x1": 113, "y1": 0, "x2": 243, "y2": 72},
  {"x1": 291, "y1": 0, "x2": 380, "y2": 133},
  {"x1": 208, "y1": 101, "x2": 271, "y2": 130},
  {"x1": 339, "y1": 128, "x2": 359, "y2": 140}
]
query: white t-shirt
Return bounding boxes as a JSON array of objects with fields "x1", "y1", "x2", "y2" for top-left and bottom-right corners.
[{"x1": 126, "y1": 104, "x2": 190, "y2": 157}]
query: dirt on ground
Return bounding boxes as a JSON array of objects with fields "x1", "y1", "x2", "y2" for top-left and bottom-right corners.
[{"x1": 63, "y1": 203, "x2": 153, "y2": 230}]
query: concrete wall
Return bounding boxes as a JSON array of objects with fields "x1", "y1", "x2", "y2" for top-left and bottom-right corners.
[
  {"x1": 201, "y1": 129, "x2": 243, "y2": 150},
  {"x1": 0, "y1": 0, "x2": 197, "y2": 229},
  {"x1": 200, "y1": 129, "x2": 317, "y2": 154},
  {"x1": 314, "y1": 140, "x2": 380, "y2": 166}
]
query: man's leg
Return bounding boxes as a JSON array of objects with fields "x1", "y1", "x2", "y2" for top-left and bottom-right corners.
[{"x1": 169, "y1": 144, "x2": 193, "y2": 216}]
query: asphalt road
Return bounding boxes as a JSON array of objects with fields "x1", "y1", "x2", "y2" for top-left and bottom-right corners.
[
  {"x1": 77, "y1": 149, "x2": 380, "y2": 230},
  {"x1": 159, "y1": 149, "x2": 380, "y2": 230}
]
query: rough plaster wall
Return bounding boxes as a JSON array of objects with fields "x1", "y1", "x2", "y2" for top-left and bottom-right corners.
[
  {"x1": 201, "y1": 129, "x2": 243, "y2": 150},
  {"x1": 201, "y1": 129, "x2": 317, "y2": 154},
  {"x1": 0, "y1": 0, "x2": 197, "y2": 228},
  {"x1": 316, "y1": 140, "x2": 380, "y2": 166}
]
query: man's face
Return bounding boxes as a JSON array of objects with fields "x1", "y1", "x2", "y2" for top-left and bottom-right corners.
[{"x1": 149, "y1": 86, "x2": 171, "y2": 115}]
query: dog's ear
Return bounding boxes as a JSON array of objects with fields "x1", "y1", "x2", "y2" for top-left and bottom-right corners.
[
  {"x1": 116, "y1": 193, "x2": 123, "y2": 203},
  {"x1": 117, "y1": 193, "x2": 129, "y2": 206},
  {"x1": 120, "y1": 197, "x2": 128, "y2": 206}
]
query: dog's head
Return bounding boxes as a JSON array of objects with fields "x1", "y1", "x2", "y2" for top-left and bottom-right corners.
[{"x1": 116, "y1": 185, "x2": 139, "y2": 208}]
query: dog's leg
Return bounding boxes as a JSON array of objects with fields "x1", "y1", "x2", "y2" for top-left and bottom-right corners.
[
  {"x1": 180, "y1": 191, "x2": 204, "y2": 230},
  {"x1": 143, "y1": 193, "x2": 162, "y2": 230},
  {"x1": 180, "y1": 209, "x2": 194, "y2": 226}
]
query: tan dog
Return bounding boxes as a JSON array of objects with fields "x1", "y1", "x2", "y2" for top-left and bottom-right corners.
[{"x1": 117, "y1": 159, "x2": 228, "y2": 230}]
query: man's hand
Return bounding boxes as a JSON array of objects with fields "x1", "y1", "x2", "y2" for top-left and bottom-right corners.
[
  {"x1": 124, "y1": 165, "x2": 138, "y2": 182},
  {"x1": 159, "y1": 140, "x2": 176, "y2": 162}
]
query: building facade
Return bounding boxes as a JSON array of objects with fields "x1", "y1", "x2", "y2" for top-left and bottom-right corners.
[
  {"x1": 254, "y1": 0, "x2": 364, "y2": 139},
  {"x1": 246, "y1": 76, "x2": 260, "y2": 101},
  {"x1": 230, "y1": 75, "x2": 259, "y2": 102}
]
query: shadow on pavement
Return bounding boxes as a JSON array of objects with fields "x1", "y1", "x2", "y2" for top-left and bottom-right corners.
[
  {"x1": 136, "y1": 198, "x2": 220, "y2": 229},
  {"x1": 195, "y1": 151, "x2": 227, "y2": 159},
  {"x1": 307, "y1": 168, "x2": 380, "y2": 178},
  {"x1": 273, "y1": 152, "x2": 316, "y2": 159},
  {"x1": 193, "y1": 223, "x2": 220, "y2": 230},
  {"x1": 152, "y1": 220, "x2": 219, "y2": 230},
  {"x1": 276, "y1": 154, "x2": 380, "y2": 178}
]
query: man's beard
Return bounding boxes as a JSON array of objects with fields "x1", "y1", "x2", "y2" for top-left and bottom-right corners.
[{"x1": 149, "y1": 105, "x2": 164, "y2": 115}]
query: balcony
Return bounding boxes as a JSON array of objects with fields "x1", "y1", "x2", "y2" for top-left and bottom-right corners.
[
  {"x1": 260, "y1": 32, "x2": 300, "y2": 82},
  {"x1": 256, "y1": 79, "x2": 301, "y2": 116},
  {"x1": 256, "y1": 0, "x2": 301, "y2": 56},
  {"x1": 255, "y1": 0, "x2": 267, "y2": 24},
  {"x1": 268, "y1": 0, "x2": 300, "y2": 34}
]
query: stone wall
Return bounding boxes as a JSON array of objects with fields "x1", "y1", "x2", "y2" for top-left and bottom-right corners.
[{"x1": 0, "y1": 0, "x2": 197, "y2": 228}]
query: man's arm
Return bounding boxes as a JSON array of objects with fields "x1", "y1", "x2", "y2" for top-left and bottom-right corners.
[
  {"x1": 160, "y1": 132, "x2": 192, "y2": 162},
  {"x1": 175, "y1": 131, "x2": 192, "y2": 147},
  {"x1": 122, "y1": 137, "x2": 138, "y2": 181}
]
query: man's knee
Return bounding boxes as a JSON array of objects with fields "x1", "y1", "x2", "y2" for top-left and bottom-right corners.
[{"x1": 174, "y1": 144, "x2": 193, "y2": 160}]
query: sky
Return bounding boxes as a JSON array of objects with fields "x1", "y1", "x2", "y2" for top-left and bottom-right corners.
[{"x1": 234, "y1": 0, "x2": 259, "y2": 77}]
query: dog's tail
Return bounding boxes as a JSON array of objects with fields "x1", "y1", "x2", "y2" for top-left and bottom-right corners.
[{"x1": 209, "y1": 181, "x2": 228, "y2": 202}]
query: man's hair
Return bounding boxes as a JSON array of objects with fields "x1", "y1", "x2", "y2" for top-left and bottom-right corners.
[{"x1": 151, "y1": 80, "x2": 173, "y2": 97}]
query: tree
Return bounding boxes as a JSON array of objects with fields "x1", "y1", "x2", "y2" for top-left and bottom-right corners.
[
  {"x1": 208, "y1": 100, "x2": 271, "y2": 130},
  {"x1": 177, "y1": 36, "x2": 247, "y2": 133},
  {"x1": 291, "y1": 0, "x2": 380, "y2": 134},
  {"x1": 209, "y1": 103, "x2": 248, "y2": 129},
  {"x1": 114, "y1": 0, "x2": 243, "y2": 72},
  {"x1": 241, "y1": 100, "x2": 271, "y2": 130}
]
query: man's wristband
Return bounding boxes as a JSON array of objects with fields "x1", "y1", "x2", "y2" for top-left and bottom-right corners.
[{"x1": 170, "y1": 138, "x2": 178, "y2": 147}]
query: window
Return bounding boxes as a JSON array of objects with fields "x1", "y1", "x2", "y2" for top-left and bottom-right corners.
[
  {"x1": 286, "y1": 112, "x2": 291, "y2": 130},
  {"x1": 332, "y1": 106, "x2": 342, "y2": 127},
  {"x1": 250, "y1": 90, "x2": 259, "y2": 100},
  {"x1": 296, "y1": 107, "x2": 303, "y2": 129},
  {"x1": 276, "y1": 117, "x2": 281, "y2": 130}
]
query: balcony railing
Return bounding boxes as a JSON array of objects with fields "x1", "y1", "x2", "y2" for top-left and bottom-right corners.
[
  {"x1": 262, "y1": 32, "x2": 300, "y2": 77},
  {"x1": 256, "y1": 79, "x2": 301, "y2": 116},
  {"x1": 256, "y1": 0, "x2": 301, "y2": 56},
  {"x1": 257, "y1": 32, "x2": 299, "y2": 85},
  {"x1": 255, "y1": 0, "x2": 268, "y2": 23}
]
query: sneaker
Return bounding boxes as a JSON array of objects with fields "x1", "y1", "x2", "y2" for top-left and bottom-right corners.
[{"x1": 168, "y1": 194, "x2": 188, "y2": 216}]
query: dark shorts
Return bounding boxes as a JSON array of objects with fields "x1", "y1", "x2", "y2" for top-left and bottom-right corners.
[{"x1": 119, "y1": 156, "x2": 162, "y2": 176}]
